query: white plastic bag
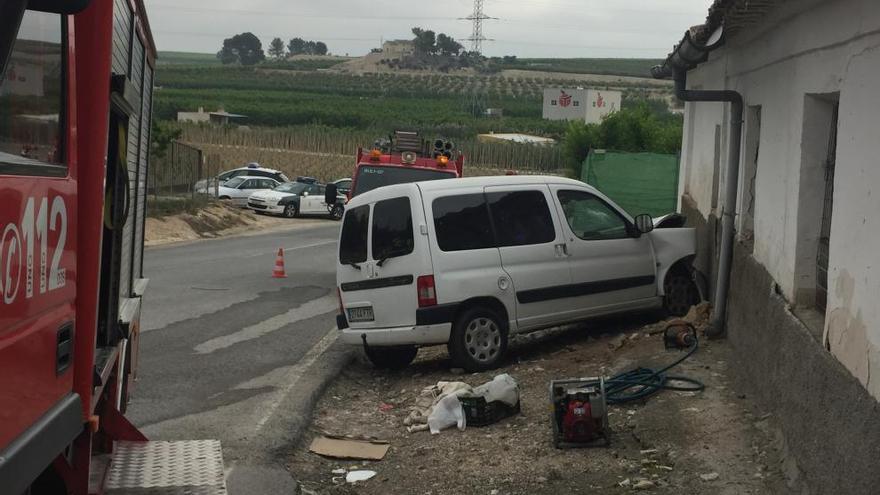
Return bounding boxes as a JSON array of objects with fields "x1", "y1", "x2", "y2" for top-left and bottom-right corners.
[
  {"x1": 427, "y1": 393, "x2": 466, "y2": 434},
  {"x1": 470, "y1": 373, "x2": 519, "y2": 406}
]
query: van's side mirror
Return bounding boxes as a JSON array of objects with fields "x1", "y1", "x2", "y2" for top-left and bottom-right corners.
[
  {"x1": 634, "y1": 214, "x2": 654, "y2": 235},
  {"x1": 325, "y1": 183, "x2": 338, "y2": 205}
]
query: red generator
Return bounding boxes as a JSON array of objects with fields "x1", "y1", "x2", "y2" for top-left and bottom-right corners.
[{"x1": 550, "y1": 378, "x2": 610, "y2": 448}]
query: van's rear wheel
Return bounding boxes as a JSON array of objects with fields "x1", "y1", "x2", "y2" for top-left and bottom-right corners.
[
  {"x1": 365, "y1": 345, "x2": 418, "y2": 370},
  {"x1": 449, "y1": 307, "x2": 507, "y2": 372}
]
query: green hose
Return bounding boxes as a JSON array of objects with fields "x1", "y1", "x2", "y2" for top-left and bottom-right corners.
[{"x1": 602, "y1": 337, "x2": 704, "y2": 404}]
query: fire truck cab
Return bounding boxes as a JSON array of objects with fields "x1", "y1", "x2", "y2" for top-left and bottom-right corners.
[
  {"x1": 0, "y1": 1, "x2": 225, "y2": 493},
  {"x1": 348, "y1": 131, "x2": 464, "y2": 198}
]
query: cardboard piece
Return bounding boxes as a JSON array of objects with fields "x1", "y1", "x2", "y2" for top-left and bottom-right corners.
[{"x1": 309, "y1": 436, "x2": 390, "y2": 461}]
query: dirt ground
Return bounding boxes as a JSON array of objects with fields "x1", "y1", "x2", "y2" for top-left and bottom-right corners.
[
  {"x1": 289, "y1": 311, "x2": 794, "y2": 494},
  {"x1": 145, "y1": 202, "x2": 335, "y2": 246}
]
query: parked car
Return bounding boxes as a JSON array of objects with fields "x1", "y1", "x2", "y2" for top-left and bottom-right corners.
[
  {"x1": 335, "y1": 175, "x2": 698, "y2": 371},
  {"x1": 332, "y1": 177, "x2": 352, "y2": 197},
  {"x1": 194, "y1": 164, "x2": 289, "y2": 193},
  {"x1": 248, "y1": 181, "x2": 346, "y2": 219},
  {"x1": 216, "y1": 176, "x2": 280, "y2": 206}
]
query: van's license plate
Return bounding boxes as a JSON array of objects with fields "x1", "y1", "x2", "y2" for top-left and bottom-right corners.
[{"x1": 347, "y1": 307, "x2": 374, "y2": 322}]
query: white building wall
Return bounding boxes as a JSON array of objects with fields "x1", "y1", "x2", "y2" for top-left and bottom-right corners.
[{"x1": 678, "y1": 0, "x2": 880, "y2": 398}]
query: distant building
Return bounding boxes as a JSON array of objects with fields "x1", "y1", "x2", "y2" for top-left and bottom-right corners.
[
  {"x1": 484, "y1": 108, "x2": 504, "y2": 118},
  {"x1": 477, "y1": 133, "x2": 555, "y2": 145},
  {"x1": 177, "y1": 107, "x2": 247, "y2": 125},
  {"x1": 542, "y1": 88, "x2": 621, "y2": 124},
  {"x1": 381, "y1": 40, "x2": 415, "y2": 59}
]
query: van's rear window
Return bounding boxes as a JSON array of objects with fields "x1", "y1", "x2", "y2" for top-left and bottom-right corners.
[
  {"x1": 433, "y1": 194, "x2": 494, "y2": 252},
  {"x1": 340, "y1": 205, "x2": 369, "y2": 264},
  {"x1": 372, "y1": 197, "x2": 414, "y2": 261}
]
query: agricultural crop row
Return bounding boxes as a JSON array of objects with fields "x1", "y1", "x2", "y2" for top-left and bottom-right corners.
[
  {"x1": 155, "y1": 66, "x2": 670, "y2": 137},
  {"x1": 158, "y1": 66, "x2": 670, "y2": 100}
]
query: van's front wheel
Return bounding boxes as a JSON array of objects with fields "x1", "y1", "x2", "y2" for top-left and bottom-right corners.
[
  {"x1": 365, "y1": 345, "x2": 418, "y2": 370},
  {"x1": 449, "y1": 307, "x2": 507, "y2": 372}
]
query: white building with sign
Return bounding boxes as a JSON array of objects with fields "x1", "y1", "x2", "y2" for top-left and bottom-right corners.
[{"x1": 542, "y1": 88, "x2": 621, "y2": 123}]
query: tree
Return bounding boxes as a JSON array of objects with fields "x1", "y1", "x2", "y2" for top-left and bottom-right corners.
[
  {"x1": 304, "y1": 40, "x2": 317, "y2": 55},
  {"x1": 217, "y1": 32, "x2": 265, "y2": 65},
  {"x1": 436, "y1": 33, "x2": 462, "y2": 57},
  {"x1": 151, "y1": 120, "x2": 182, "y2": 162},
  {"x1": 288, "y1": 37, "x2": 306, "y2": 55},
  {"x1": 268, "y1": 37, "x2": 285, "y2": 59},
  {"x1": 411, "y1": 27, "x2": 436, "y2": 54},
  {"x1": 314, "y1": 41, "x2": 328, "y2": 56}
]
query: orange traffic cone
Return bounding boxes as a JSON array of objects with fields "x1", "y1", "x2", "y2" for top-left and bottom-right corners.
[{"x1": 272, "y1": 248, "x2": 287, "y2": 278}]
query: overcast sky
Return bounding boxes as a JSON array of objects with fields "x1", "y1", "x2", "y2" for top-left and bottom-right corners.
[{"x1": 144, "y1": 0, "x2": 711, "y2": 58}]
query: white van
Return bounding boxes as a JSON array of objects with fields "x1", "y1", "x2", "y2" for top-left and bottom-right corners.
[{"x1": 335, "y1": 176, "x2": 697, "y2": 371}]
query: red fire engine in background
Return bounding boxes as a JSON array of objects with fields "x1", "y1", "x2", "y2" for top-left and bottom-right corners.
[
  {"x1": 347, "y1": 130, "x2": 465, "y2": 198},
  {"x1": 1, "y1": 1, "x2": 224, "y2": 494}
]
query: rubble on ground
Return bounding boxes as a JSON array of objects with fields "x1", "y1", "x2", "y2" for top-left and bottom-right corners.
[{"x1": 289, "y1": 314, "x2": 789, "y2": 494}]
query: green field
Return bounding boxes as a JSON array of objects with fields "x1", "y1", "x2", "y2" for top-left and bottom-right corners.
[
  {"x1": 500, "y1": 58, "x2": 664, "y2": 78},
  {"x1": 155, "y1": 65, "x2": 671, "y2": 138},
  {"x1": 157, "y1": 51, "x2": 221, "y2": 66}
]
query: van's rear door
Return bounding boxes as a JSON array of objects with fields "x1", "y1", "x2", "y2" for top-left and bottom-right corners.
[{"x1": 338, "y1": 190, "x2": 429, "y2": 329}]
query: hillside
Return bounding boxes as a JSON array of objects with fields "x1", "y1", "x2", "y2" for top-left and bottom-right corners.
[{"x1": 154, "y1": 64, "x2": 672, "y2": 137}]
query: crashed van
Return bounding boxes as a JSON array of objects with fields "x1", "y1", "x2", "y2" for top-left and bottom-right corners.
[{"x1": 335, "y1": 176, "x2": 698, "y2": 371}]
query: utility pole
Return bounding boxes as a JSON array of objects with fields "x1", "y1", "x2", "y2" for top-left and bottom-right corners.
[{"x1": 461, "y1": 0, "x2": 495, "y2": 54}]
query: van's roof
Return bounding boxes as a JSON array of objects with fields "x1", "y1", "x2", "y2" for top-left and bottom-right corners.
[{"x1": 346, "y1": 175, "x2": 597, "y2": 207}]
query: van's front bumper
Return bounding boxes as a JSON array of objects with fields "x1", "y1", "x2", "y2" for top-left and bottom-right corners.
[{"x1": 339, "y1": 323, "x2": 452, "y2": 346}]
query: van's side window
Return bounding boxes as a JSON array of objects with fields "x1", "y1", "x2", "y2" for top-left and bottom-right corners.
[
  {"x1": 487, "y1": 190, "x2": 556, "y2": 247},
  {"x1": 433, "y1": 194, "x2": 494, "y2": 252},
  {"x1": 372, "y1": 197, "x2": 414, "y2": 261},
  {"x1": 557, "y1": 190, "x2": 631, "y2": 240},
  {"x1": 340, "y1": 205, "x2": 370, "y2": 264}
]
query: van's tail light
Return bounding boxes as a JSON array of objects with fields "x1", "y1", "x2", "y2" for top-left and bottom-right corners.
[
  {"x1": 336, "y1": 287, "x2": 345, "y2": 314},
  {"x1": 417, "y1": 275, "x2": 437, "y2": 307}
]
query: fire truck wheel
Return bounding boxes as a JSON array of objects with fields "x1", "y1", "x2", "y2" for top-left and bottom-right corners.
[
  {"x1": 449, "y1": 307, "x2": 508, "y2": 372},
  {"x1": 364, "y1": 345, "x2": 418, "y2": 370},
  {"x1": 283, "y1": 203, "x2": 299, "y2": 218},
  {"x1": 331, "y1": 204, "x2": 344, "y2": 221}
]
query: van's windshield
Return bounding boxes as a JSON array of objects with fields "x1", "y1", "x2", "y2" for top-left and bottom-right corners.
[{"x1": 352, "y1": 165, "x2": 455, "y2": 196}]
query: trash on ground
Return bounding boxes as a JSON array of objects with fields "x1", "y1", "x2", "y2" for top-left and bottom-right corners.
[
  {"x1": 700, "y1": 472, "x2": 720, "y2": 481},
  {"x1": 414, "y1": 375, "x2": 521, "y2": 433},
  {"x1": 378, "y1": 402, "x2": 394, "y2": 412},
  {"x1": 345, "y1": 470, "x2": 377, "y2": 483},
  {"x1": 459, "y1": 374, "x2": 521, "y2": 427},
  {"x1": 309, "y1": 436, "x2": 390, "y2": 460},
  {"x1": 428, "y1": 392, "x2": 468, "y2": 433}
]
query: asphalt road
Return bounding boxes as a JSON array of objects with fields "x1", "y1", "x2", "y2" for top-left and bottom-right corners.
[{"x1": 127, "y1": 222, "x2": 351, "y2": 494}]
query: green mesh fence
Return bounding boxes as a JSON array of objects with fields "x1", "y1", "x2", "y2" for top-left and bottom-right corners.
[{"x1": 581, "y1": 150, "x2": 680, "y2": 217}]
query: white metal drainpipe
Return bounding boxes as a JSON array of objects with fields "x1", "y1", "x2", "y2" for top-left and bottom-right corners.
[{"x1": 672, "y1": 69, "x2": 743, "y2": 337}]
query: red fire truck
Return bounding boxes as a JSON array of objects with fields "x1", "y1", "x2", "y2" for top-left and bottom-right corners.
[
  {"x1": 347, "y1": 131, "x2": 465, "y2": 198},
  {"x1": 1, "y1": 1, "x2": 224, "y2": 494}
]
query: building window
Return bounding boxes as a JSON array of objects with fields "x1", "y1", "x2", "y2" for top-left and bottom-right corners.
[{"x1": 0, "y1": 11, "x2": 65, "y2": 176}]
